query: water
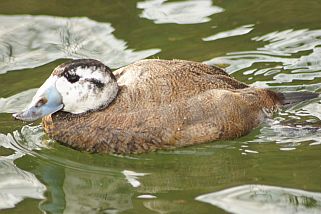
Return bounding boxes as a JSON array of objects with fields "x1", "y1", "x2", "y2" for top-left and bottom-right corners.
[{"x1": 0, "y1": 0, "x2": 321, "y2": 213}]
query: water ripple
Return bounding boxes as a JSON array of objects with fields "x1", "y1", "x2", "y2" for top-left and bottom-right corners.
[
  {"x1": 0, "y1": 88, "x2": 37, "y2": 113},
  {"x1": 196, "y1": 184, "x2": 321, "y2": 214},
  {"x1": 203, "y1": 24, "x2": 254, "y2": 41},
  {"x1": 0, "y1": 124, "x2": 127, "y2": 174},
  {"x1": 205, "y1": 29, "x2": 321, "y2": 85},
  {"x1": 249, "y1": 98, "x2": 321, "y2": 148},
  {"x1": 137, "y1": 0, "x2": 224, "y2": 24},
  {"x1": 253, "y1": 123, "x2": 321, "y2": 146},
  {"x1": 253, "y1": 29, "x2": 321, "y2": 55},
  {"x1": 0, "y1": 132, "x2": 46, "y2": 210},
  {"x1": 0, "y1": 15, "x2": 160, "y2": 74}
]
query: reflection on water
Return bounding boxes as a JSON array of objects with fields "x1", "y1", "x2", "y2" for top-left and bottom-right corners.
[
  {"x1": 137, "y1": 194, "x2": 156, "y2": 199},
  {"x1": 0, "y1": 126, "x2": 135, "y2": 213},
  {"x1": 137, "y1": 0, "x2": 224, "y2": 24},
  {"x1": 206, "y1": 29, "x2": 321, "y2": 87},
  {"x1": 0, "y1": 122, "x2": 320, "y2": 213},
  {"x1": 196, "y1": 184, "x2": 321, "y2": 214},
  {"x1": 303, "y1": 101, "x2": 321, "y2": 121},
  {"x1": 0, "y1": 89, "x2": 37, "y2": 113},
  {"x1": 0, "y1": 132, "x2": 46, "y2": 210},
  {"x1": 203, "y1": 24, "x2": 254, "y2": 41},
  {"x1": 250, "y1": 98, "x2": 321, "y2": 148},
  {"x1": 122, "y1": 170, "x2": 150, "y2": 188},
  {"x1": 254, "y1": 123, "x2": 321, "y2": 147},
  {"x1": 60, "y1": 168, "x2": 133, "y2": 213},
  {"x1": 0, "y1": 15, "x2": 160, "y2": 74},
  {"x1": 0, "y1": 158, "x2": 46, "y2": 210}
]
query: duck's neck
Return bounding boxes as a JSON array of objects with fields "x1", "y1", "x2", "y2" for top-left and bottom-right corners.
[{"x1": 94, "y1": 81, "x2": 119, "y2": 112}]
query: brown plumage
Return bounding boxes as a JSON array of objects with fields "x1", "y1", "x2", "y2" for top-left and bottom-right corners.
[{"x1": 39, "y1": 59, "x2": 300, "y2": 154}]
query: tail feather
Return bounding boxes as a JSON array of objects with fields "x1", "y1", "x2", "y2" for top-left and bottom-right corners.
[{"x1": 277, "y1": 91, "x2": 319, "y2": 107}]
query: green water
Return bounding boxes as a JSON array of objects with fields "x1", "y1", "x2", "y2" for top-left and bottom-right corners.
[{"x1": 0, "y1": 0, "x2": 321, "y2": 213}]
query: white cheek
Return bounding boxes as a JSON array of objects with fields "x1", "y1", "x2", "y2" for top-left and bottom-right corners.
[
  {"x1": 55, "y1": 78, "x2": 88, "y2": 113},
  {"x1": 55, "y1": 77, "x2": 113, "y2": 114}
]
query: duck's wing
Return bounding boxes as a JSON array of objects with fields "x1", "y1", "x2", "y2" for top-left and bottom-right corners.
[
  {"x1": 111, "y1": 59, "x2": 251, "y2": 113},
  {"x1": 114, "y1": 59, "x2": 232, "y2": 80}
]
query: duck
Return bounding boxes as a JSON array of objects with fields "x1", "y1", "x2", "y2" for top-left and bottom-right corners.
[{"x1": 13, "y1": 59, "x2": 318, "y2": 154}]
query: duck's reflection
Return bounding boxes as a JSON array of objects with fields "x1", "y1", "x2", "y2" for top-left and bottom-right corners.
[
  {"x1": 1, "y1": 123, "x2": 321, "y2": 213},
  {"x1": 18, "y1": 136, "x2": 242, "y2": 213},
  {"x1": 0, "y1": 127, "x2": 135, "y2": 213},
  {"x1": 35, "y1": 151, "x2": 231, "y2": 214},
  {"x1": 38, "y1": 163, "x2": 133, "y2": 214}
]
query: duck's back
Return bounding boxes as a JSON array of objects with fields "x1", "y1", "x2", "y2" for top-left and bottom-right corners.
[
  {"x1": 111, "y1": 59, "x2": 249, "y2": 112},
  {"x1": 43, "y1": 59, "x2": 281, "y2": 153}
]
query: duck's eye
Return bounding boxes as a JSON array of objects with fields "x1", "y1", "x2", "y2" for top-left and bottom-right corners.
[
  {"x1": 35, "y1": 98, "x2": 48, "y2": 107},
  {"x1": 64, "y1": 72, "x2": 80, "y2": 83}
]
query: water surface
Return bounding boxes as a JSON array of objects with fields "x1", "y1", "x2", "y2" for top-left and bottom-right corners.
[{"x1": 0, "y1": 0, "x2": 321, "y2": 213}]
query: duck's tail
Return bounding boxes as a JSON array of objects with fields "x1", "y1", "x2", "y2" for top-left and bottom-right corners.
[{"x1": 277, "y1": 91, "x2": 319, "y2": 107}]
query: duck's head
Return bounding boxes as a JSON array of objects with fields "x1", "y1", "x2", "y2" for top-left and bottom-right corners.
[{"x1": 13, "y1": 59, "x2": 119, "y2": 121}]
